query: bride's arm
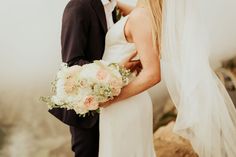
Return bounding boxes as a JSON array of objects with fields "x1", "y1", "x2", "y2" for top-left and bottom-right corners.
[
  {"x1": 101, "y1": 8, "x2": 161, "y2": 107},
  {"x1": 117, "y1": 1, "x2": 135, "y2": 16}
]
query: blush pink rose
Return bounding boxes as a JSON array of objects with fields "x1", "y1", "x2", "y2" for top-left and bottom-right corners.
[
  {"x1": 64, "y1": 78, "x2": 77, "y2": 95},
  {"x1": 64, "y1": 66, "x2": 81, "y2": 94},
  {"x1": 109, "y1": 79, "x2": 123, "y2": 95},
  {"x1": 84, "y1": 96, "x2": 99, "y2": 110},
  {"x1": 78, "y1": 80, "x2": 88, "y2": 88},
  {"x1": 96, "y1": 69, "x2": 108, "y2": 81}
]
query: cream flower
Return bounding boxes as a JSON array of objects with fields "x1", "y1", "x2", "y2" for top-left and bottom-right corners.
[
  {"x1": 96, "y1": 69, "x2": 108, "y2": 81},
  {"x1": 74, "y1": 103, "x2": 89, "y2": 115}
]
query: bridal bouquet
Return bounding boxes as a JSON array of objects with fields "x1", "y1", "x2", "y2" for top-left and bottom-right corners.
[{"x1": 42, "y1": 61, "x2": 133, "y2": 116}]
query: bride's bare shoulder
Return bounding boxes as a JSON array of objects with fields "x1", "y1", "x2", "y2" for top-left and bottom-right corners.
[
  {"x1": 127, "y1": 7, "x2": 152, "y2": 33},
  {"x1": 129, "y1": 7, "x2": 149, "y2": 21},
  {"x1": 128, "y1": 8, "x2": 151, "y2": 27}
]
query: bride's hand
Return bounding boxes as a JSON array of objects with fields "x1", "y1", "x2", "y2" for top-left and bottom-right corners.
[{"x1": 120, "y1": 51, "x2": 142, "y2": 74}]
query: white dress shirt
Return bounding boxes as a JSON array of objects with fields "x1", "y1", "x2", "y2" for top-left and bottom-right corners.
[{"x1": 101, "y1": 0, "x2": 117, "y2": 29}]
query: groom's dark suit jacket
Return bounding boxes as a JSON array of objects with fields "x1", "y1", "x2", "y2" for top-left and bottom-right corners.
[{"x1": 49, "y1": 0, "x2": 117, "y2": 156}]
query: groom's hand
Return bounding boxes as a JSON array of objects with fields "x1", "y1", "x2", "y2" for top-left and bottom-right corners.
[{"x1": 120, "y1": 51, "x2": 142, "y2": 75}]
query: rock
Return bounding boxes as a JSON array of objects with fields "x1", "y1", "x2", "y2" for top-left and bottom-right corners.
[
  {"x1": 216, "y1": 66, "x2": 236, "y2": 107},
  {"x1": 153, "y1": 98, "x2": 177, "y2": 131},
  {"x1": 0, "y1": 128, "x2": 5, "y2": 150},
  {"x1": 154, "y1": 122, "x2": 198, "y2": 157}
]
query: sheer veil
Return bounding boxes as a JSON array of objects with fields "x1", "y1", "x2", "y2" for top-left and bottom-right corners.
[{"x1": 161, "y1": 0, "x2": 236, "y2": 156}]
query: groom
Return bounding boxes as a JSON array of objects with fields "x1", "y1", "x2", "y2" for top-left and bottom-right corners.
[{"x1": 49, "y1": 0, "x2": 138, "y2": 157}]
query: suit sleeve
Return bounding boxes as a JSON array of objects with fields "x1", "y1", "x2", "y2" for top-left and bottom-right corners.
[{"x1": 61, "y1": 3, "x2": 91, "y2": 66}]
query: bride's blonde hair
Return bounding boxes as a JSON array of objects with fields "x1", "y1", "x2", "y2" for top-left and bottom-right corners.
[{"x1": 138, "y1": 0, "x2": 163, "y2": 54}]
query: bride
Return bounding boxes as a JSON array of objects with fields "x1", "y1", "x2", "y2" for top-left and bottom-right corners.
[
  {"x1": 99, "y1": 0, "x2": 161, "y2": 156},
  {"x1": 99, "y1": 0, "x2": 236, "y2": 157}
]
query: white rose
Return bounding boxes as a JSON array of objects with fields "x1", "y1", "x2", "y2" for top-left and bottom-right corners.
[{"x1": 74, "y1": 103, "x2": 89, "y2": 115}]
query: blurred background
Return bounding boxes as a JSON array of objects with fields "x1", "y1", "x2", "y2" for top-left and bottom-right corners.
[{"x1": 0, "y1": 0, "x2": 235, "y2": 157}]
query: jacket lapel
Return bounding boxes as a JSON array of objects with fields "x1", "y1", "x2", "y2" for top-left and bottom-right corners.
[{"x1": 91, "y1": 0, "x2": 108, "y2": 33}]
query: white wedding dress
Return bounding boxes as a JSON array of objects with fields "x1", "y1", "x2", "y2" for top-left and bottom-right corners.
[{"x1": 99, "y1": 16, "x2": 156, "y2": 157}]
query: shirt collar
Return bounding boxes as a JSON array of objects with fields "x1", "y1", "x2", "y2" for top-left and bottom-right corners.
[{"x1": 101, "y1": 0, "x2": 110, "y2": 5}]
